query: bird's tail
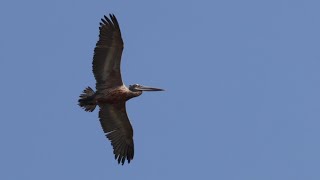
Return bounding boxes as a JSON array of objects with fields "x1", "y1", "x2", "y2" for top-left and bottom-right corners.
[{"x1": 78, "y1": 86, "x2": 97, "y2": 112}]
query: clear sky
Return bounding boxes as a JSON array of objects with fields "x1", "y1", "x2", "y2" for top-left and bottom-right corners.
[{"x1": 1, "y1": 0, "x2": 320, "y2": 179}]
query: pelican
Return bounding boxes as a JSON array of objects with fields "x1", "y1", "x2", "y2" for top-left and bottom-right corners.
[{"x1": 78, "y1": 14, "x2": 164, "y2": 165}]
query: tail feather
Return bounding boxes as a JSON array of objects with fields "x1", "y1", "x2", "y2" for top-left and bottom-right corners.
[{"x1": 78, "y1": 86, "x2": 97, "y2": 112}]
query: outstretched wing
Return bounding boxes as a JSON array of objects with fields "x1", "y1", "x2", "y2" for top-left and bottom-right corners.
[
  {"x1": 93, "y1": 14, "x2": 124, "y2": 91},
  {"x1": 99, "y1": 102, "x2": 134, "y2": 165}
]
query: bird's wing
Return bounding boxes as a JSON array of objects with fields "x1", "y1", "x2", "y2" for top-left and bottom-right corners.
[
  {"x1": 99, "y1": 102, "x2": 134, "y2": 165},
  {"x1": 93, "y1": 14, "x2": 124, "y2": 91}
]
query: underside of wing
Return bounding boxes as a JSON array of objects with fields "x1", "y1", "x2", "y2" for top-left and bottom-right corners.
[
  {"x1": 93, "y1": 14, "x2": 124, "y2": 91},
  {"x1": 99, "y1": 103, "x2": 134, "y2": 165}
]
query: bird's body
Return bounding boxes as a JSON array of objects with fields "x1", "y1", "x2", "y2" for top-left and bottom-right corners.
[
  {"x1": 78, "y1": 14, "x2": 163, "y2": 165},
  {"x1": 96, "y1": 85, "x2": 142, "y2": 104}
]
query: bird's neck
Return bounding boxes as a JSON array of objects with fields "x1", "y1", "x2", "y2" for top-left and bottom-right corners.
[{"x1": 126, "y1": 91, "x2": 142, "y2": 100}]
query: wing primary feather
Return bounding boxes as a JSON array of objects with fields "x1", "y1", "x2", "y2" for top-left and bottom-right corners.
[
  {"x1": 115, "y1": 154, "x2": 119, "y2": 160},
  {"x1": 107, "y1": 132, "x2": 122, "y2": 145},
  {"x1": 110, "y1": 14, "x2": 120, "y2": 29},
  {"x1": 119, "y1": 142, "x2": 127, "y2": 158},
  {"x1": 121, "y1": 156, "x2": 126, "y2": 165},
  {"x1": 122, "y1": 146, "x2": 128, "y2": 164},
  {"x1": 111, "y1": 135, "x2": 124, "y2": 152},
  {"x1": 111, "y1": 138, "x2": 122, "y2": 152},
  {"x1": 114, "y1": 138, "x2": 126, "y2": 154},
  {"x1": 101, "y1": 18, "x2": 108, "y2": 25},
  {"x1": 112, "y1": 137, "x2": 123, "y2": 149},
  {"x1": 102, "y1": 15, "x2": 108, "y2": 24},
  {"x1": 104, "y1": 16, "x2": 114, "y2": 28},
  {"x1": 118, "y1": 156, "x2": 122, "y2": 164}
]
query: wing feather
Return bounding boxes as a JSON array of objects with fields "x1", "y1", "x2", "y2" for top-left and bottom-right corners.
[
  {"x1": 99, "y1": 103, "x2": 134, "y2": 165},
  {"x1": 93, "y1": 14, "x2": 124, "y2": 91}
]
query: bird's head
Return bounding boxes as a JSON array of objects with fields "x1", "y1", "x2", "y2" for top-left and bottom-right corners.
[{"x1": 129, "y1": 84, "x2": 164, "y2": 92}]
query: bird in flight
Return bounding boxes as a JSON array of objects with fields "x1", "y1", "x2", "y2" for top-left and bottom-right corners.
[{"x1": 78, "y1": 14, "x2": 164, "y2": 165}]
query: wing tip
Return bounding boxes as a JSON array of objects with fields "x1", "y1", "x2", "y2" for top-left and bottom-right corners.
[
  {"x1": 106, "y1": 131, "x2": 134, "y2": 165},
  {"x1": 100, "y1": 15, "x2": 112, "y2": 27},
  {"x1": 99, "y1": 13, "x2": 120, "y2": 29},
  {"x1": 115, "y1": 145, "x2": 134, "y2": 165},
  {"x1": 114, "y1": 144, "x2": 134, "y2": 165}
]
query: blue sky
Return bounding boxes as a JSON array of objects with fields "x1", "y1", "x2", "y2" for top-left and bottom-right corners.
[{"x1": 1, "y1": 0, "x2": 320, "y2": 179}]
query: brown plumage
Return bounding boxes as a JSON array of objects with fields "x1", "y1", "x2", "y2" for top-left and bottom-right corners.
[{"x1": 78, "y1": 14, "x2": 163, "y2": 165}]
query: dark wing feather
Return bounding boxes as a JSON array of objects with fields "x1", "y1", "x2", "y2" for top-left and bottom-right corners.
[
  {"x1": 93, "y1": 14, "x2": 124, "y2": 91},
  {"x1": 99, "y1": 102, "x2": 134, "y2": 165}
]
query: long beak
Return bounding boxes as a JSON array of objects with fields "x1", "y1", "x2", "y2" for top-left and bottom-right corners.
[{"x1": 136, "y1": 85, "x2": 164, "y2": 91}]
